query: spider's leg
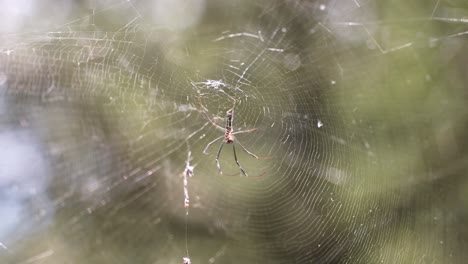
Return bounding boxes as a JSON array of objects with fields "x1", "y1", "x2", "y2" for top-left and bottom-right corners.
[
  {"x1": 232, "y1": 143, "x2": 248, "y2": 177},
  {"x1": 236, "y1": 141, "x2": 259, "y2": 159},
  {"x1": 203, "y1": 111, "x2": 225, "y2": 132},
  {"x1": 232, "y1": 128, "x2": 257, "y2": 135},
  {"x1": 216, "y1": 141, "x2": 225, "y2": 175},
  {"x1": 203, "y1": 136, "x2": 224, "y2": 154},
  {"x1": 198, "y1": 95, "x2": 225, "y2": 132},
  {"x1": 237, "y1": 140, "x2": 272, "y2": 160}
]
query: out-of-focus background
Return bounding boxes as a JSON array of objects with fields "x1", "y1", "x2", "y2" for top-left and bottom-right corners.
[{"x1": 0, "y1": 0, "x2": 467, "y2": 263}]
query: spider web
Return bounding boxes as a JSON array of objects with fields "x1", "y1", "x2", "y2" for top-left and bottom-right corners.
[{"x1": 0, "y1": 0, "x2": 467, "y2": 263}]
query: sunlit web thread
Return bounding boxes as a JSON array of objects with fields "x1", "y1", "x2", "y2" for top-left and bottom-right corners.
[{"x1": 182, "y1": 147, "x2": 194, "y2": 263}]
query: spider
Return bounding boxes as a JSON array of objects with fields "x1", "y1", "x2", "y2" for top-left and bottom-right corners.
[{"x1": 202, "y1": 106, "x2": 266, "y2": 177}]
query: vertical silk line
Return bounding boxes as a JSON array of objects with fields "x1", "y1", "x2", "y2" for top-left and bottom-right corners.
[{"x1": 183, "y1": 149, "x2": 193, "y2": 264}]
